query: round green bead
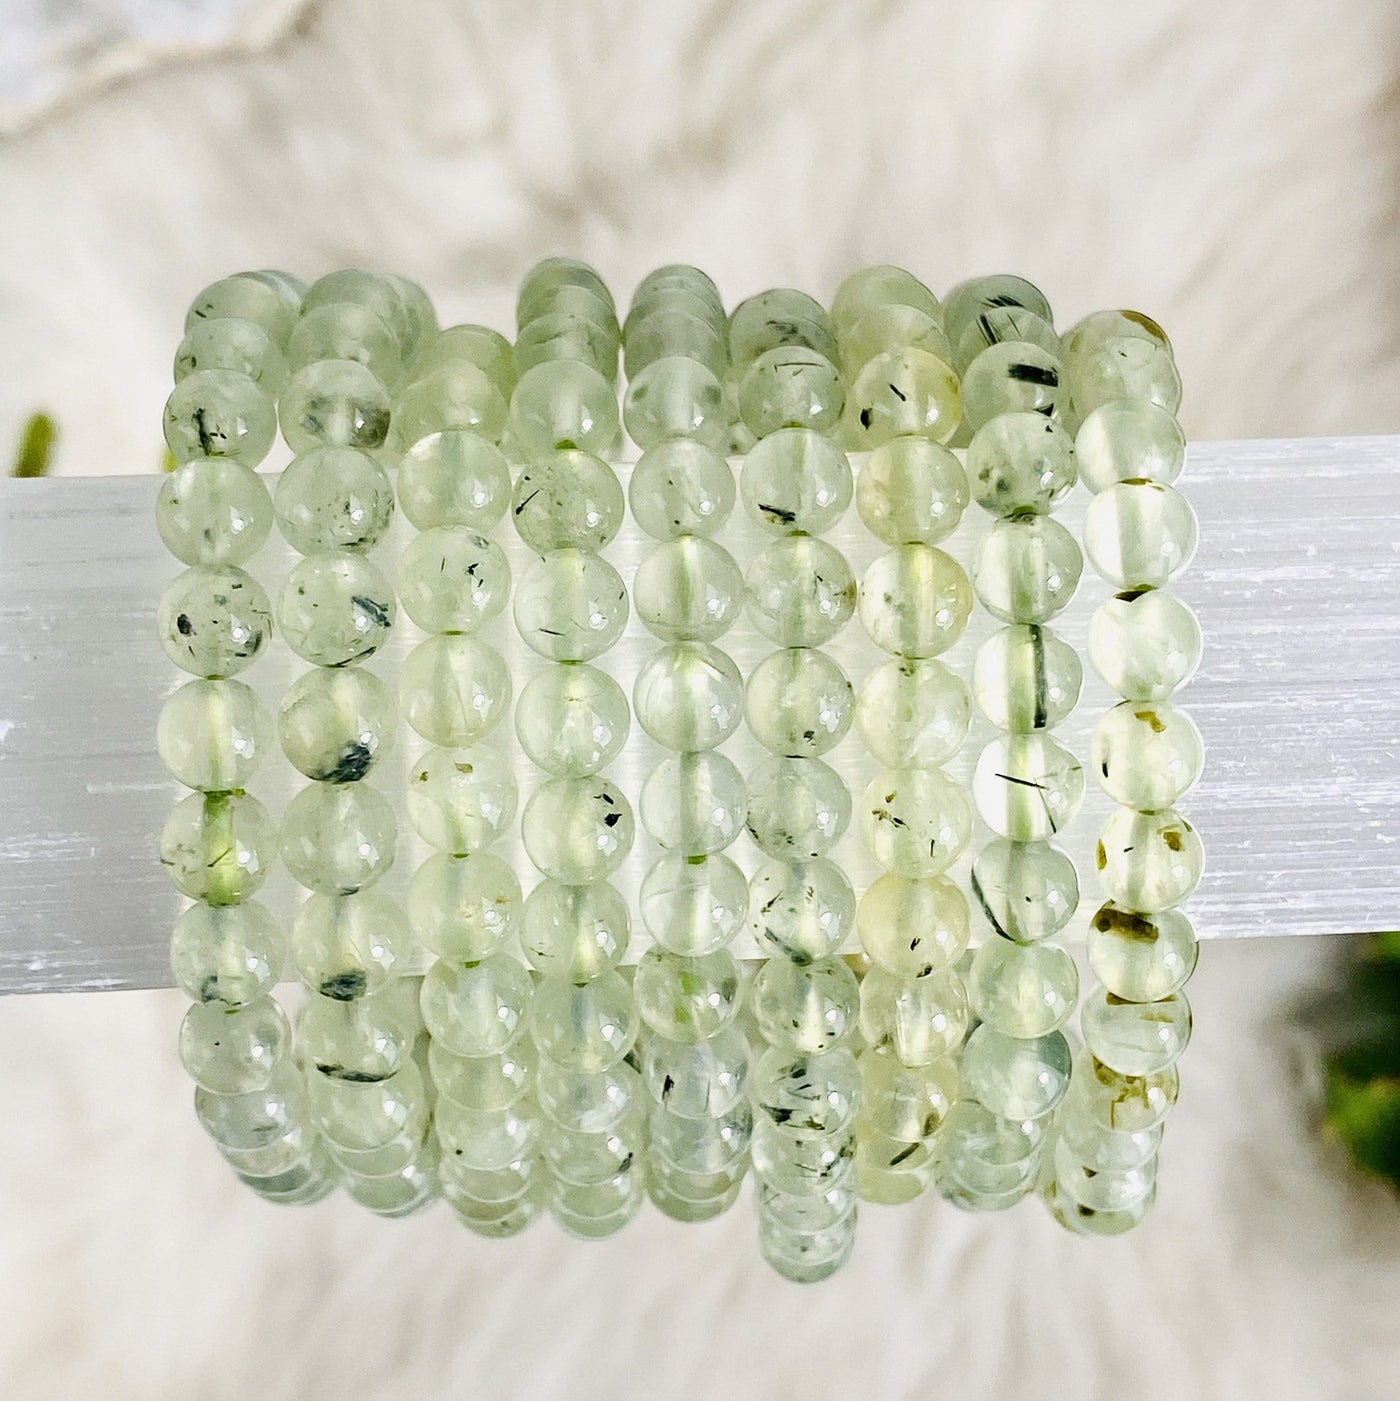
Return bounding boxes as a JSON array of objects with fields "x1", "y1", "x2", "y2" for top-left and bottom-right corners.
[
  {"x1": 291, "y1": 888, "x2": 407, "y2": 999},
  {"x1": 422, "y1": 952, "x2": 533, "y2": 1057},
  {"x1": 1051, "y1": 1137, "x2": 1156, "y2": 1214},
  {"x1": 179, "y1": 994, "x2": 289, "y2": 1094},
  {"x1": 752, "y1": 1045, "x2": 860, "y2": 1139},
  {"x1": 857, "y1": 873, "x2": 969, "y2": 977},
  {"x1": 729, "y1": 288, "x2": 833, "y2": 365},
  {"x1": 845, "y1": 348, "x2": 962, "y2": 447},
  {"x1": 838, "y1": 304, "x2": 951, "y2": 379},
  {"x1": 1091, "y1": 700, "x2": 1203, "y2": 809},
  {"x1": 831, "y1": 265, "x2": 941, "y2": 337},
  {"x1": 971, "y1": 838, "x2": 1079, "y2": 943},
  {"x1": 1084, "y1": 481, "x2": 1197, "y2": 589},
  {"x1": 1075, "y1": 398, "x2": 1185, "y2": 492},
  {"x1": 511, "y1": 449, "x2": 624, "y2": 553},
  {"x1": 298, "y1": 988, "x2": 412, "y2": 1083},
  {"x1": 631, "y1": 263, "x2": 723, "y2": 310},
  {"x1": 959, "y1": 1024, "x2": 1071, "y2": 1119},
  {"x1": 158, "y1": 678, "x2": 272, "y2": 791},
  {"x1": 623, "y1": 355, "x2": 728, "y2": 450},
  {"x1": 938, "y1": 1098, "x2": 1045, "y2": 1175},
  {"x1": 515, "y1": 310, "x2": 617, "y2": 382},
  {"x1": 407, "y1": 850, "x2": 522, "y2": 961},
  {"x1": 391, "y1": 363, "x2": 509, "y2": 451},
  {"x1": 1057, "y1": 1094, "x2": 1162, "y2": 1171},
  {"x1": 301, "y1": 269, "x2": 413, "y2": 352},
  {"x1": 279, "y1": 359, "x2": 390, "y2": 455},
  {"x1": 414, "y1": 323, "x2": 516, "y2": 392},
  {"x1": 633, "y1": 640, "x2": 742, "y2": 751},
  {"x1": 973, "y1": 515, "x2": 1083, "y2": 623},
  {"x1": 273, "y1": 447, "x2": 393, "y2": 554},
  {"x1": 858, "y1": 544, "x2": 972, "y2": 658},
  {"x1": 518, "y1": 257, "x2": 614, "y2": 323},
  {"x1": 751, "y1": 955, "x2": 859, "y2": 1053},
  {"x1": 522, "y1": 776, "x2": 633, "y2": 883},
  {"x1": 186, "y1": 274, "x2": 297, "y2": 346},
  {"x1": 855, "y1": 658, "x2": 970, "y2": 769},
  {"x1": 431, "y1": 1040, "x2": 533, "y2": 1114},
  {"x1": 525, "y1": 281, "x2": 619, "y2": 340},
  {"x1": 643, "y1": 1020, "x2": 748, "y2": 1118},
  {"x1": 156, "y1": 459, "x2": 273, "y2": 567},
  {"x1": 968, "y1": 937, "x2": 1079, "y2": 1037},
  {"x1": 859, "y1": 966, "x2": 969, "y2": 1066},
  {"x1": 745, "y1": 536, "x2": 855, "y2": 647},
  {"x1": 744, "y1": 755, "x2": 850, "y2": 860},
  {"x1": 278, "y1": 666, "x2": 395, "y2": 783},
  {"x1": 508, "y1": 360, "x2": 620, "y2": 457},
  {"x1": 628, "y1": 439, "x2": 735, "y2": 540},
  {"x1": 967, "y1": 412, "x2": 1076, "y2": 517},
  {"x1": 400, "y1": 634, "x2": 510, "y2": 746},
  {"x1": 513, "y1": 549, "x2": 628, "y2": 662},
  {"x1": 1089, "y1": 591, "x2": 1202, "y2": 701},
  {"x1": 175, "y1": 316, "x2": 287, "y2": 392},
  {"x1": 961, "y1": 341, "x2": 1064, "y2": 430},
  {"x1": 521, "y1": 879, "x2": 630, "y2": 980},
  {"x1": 973, "y1": 733, "x2": 1084, "y2": 841},
  {"x1": 1096, "y1": 806, "x2": 1203, "y2": 913},
  {"x1": 530, "y1": 969, "x2": 638, "y2": 1073},
  {"x1": 951, "y1": 304, "x2": 1059, "y2": 377},
  {"x1": 745, "y1": 647, "x2": 853, "y2": 758},
  {"x1": 639, "y1": 852, "x2": 748, "y2": 956},
  {"x1": 244, "y1": 268, "x2": 307, "y2": 305},
  {"x1": 281, "y1": 781, "x2": 396, "y2": 895},
  {"x1": 169, "y1": 898, "x2": 283, "y2": 1005},
  {"x1": 740, "y1": 428, "x2": 851, "y2": 535},
  {"x1": 1068, "y1": 1053, "x2": 1179, "y2": 1134},
  {"x1": 396, "y1": 430, "x2": 512, "y2": 532},
  {"x1": 1082, "y1": 987, "x2": 1192, "y2": 1076},
  {"x1": 624, "y1": 307, "x2": 728, "y2": 380},
  {"x1": 640, "y1": 750, "x2": 746, "y2": 854},
  {"x1": 515, "y1": 662, "x2": 629, "y2": 774},
  {"x1": 943, "y1": 275, "x2": 1053, "y2": 346},
  {"x1": 397, "y1": 527, "x2": 508, "y2": 634},
  {"x1": 625, "y1": 280, "x2": 726, "y2": 337},
  {"x1": 160, "y1": 790, "x2": 276, "y2": 904},
  {"x1": 1087, "y1": 903, "x2": 1199, "y2": 1002},
  {"x1": 285, "y1": 302, "x2": 402, "y2": 387},
  {"x1": 1062, "y1": 309, "x2": 1171, "y2": 360},
  {"x1": 747, "y1": 857, "x2": 854, "y2": 963},
  {"x1": 277, "y1": 551, "x2": 395, "y2": 667},
  {"x1": 856, "y1": 436, "x2": 967, "y2": 546},
  {"x1": 859, "y1": 767, "x2": 972, "y2": 878},
  {"x1": 972, "y1": 625, "x2": 1082, "y2": 733},
  {"x1": 634, "y1": 947, "x2": 742, "y2": 1043},
  {"x1": 1068, "y1": 336, "x2": 1181, "y2": 419},
  {"x1": 163, "y1": 369, "x2": 277, "y2": 467},
  {"x1": 405, "y1": 745, "x2": 516, "y2": 853},
  {"x1": 737, "y1": 346, "x2": 845, "y2": 439},
  {"x1": 634, "y1": 536, "x2": 743, "y2": 643},
  {"x1": 858, "y1": 1046, "x2": 958, "y2": 1142},
  {"x1": 158, "y1": 565, "x2": 271, "y2": 680}
]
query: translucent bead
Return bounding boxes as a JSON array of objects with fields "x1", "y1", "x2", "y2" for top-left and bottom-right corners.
[
  {"x1": 194, "y1": 1060, "x2": 308, "y2": 1161},
  {"x1": 942, "y1": 274, "x2": 1053, "y2": 346},
  {"x1": 301, "y1": 269, "x2": 413, "y2": 352},
  {"x1": 1062, "y1": 309, "x2": 1171, "y2": 360},
  {"x1": 972, "y1": 624, "x2": 1082, "y2": 734},
  {"x1": 1068, "y1": 336, "x2": 1182, "y2": 418},
  {"x1": 1051, "y1": 1138, "x2": 1157, "y2": 1213},
  {"x1": 285, "y1": 303, "x2": 401, "y2": 386},
  {"x1": 634, "y1": 537, "x2": 744, "y2": 642},
  {"x1": 291, "y1": 889, "x2": 409, "y2": 999},
  {"x1": 279, "y1": 359, "x2": 390, "y2": 455},
  {"x1": 186, "y1": 274, "x2": 297, "y2": 345},
  {"x1": 170, "y1": 898, "x2": 283, "y2": 1004},
  {"x1": 511, "y1": 450, "x2": 624, "y2": 553},
  {"x1": 307, "y1": 1062, "x2": 428, "y2": 1152},
  {"x1": 845, "y1": 348, "x2": 962, "y2": 447},
  {"x1": 298, "y1": 989, "x2": 411, "y2": 1082},
  {"x1": 390, "y1": 364, "x2": 509, "y2": 451},
  {"x1": 858, "y1": 544, "x2": 972, "y2": 658},
  {"x1": 508, "y1": 360, "x2": 620, "y2": 457},
  {"x1": 747, "y1": 857, "x2": 855, "y2": 963},
  {"x1": 397, "y1": 527, "x2": 509, "y2": 634},
  {"x1": 1084, "y1": 481, "x2": 1198, "y2": 589},
  {"x1": 938, "y1": 1099, "x2": 1044, "y2": 1188},
  {"x1": 523, "y1": 282, "x2": 619, "y2": 340},
  {"x1": 650, "y1": 1101, "x2": 750, "y2": 1173},
  {"x1": 178, "y1": 993, "x2": 288, "y2": 1096},
  {"x1": 744, "y1": 537, "x2": 855, "y2": 647},
  {"x1": 414, "y1": 324, "x2": 516, "y2": 397},
  {"x1": 406, "y1": 745, "x2": 516, "y2": 853},
  {"x1": 1082, "y1": 988, "x2": 1192, "y2": 1076},
  {"x1": 753, "y1": 1120, "x2": 856, "y2": 1196},
  {"x1": 758, "y1": 1193, "x2": 856, "y2": 1283},
  {"x1": 640, "y1": 750, "x2": 746, "y2": 854},
  {"x1": 535, "y1": 1058, "x2": 639, "y2": 1134},
  {"x1": 628, "y1": 439, "x2": 736, "y2": 540},
  {"x1": 970, "y1": 838, "x2": 1079, "y2": 943},
  {"x1": 729, "y1": 288, "x2": 833, "y2": 364},
  {"x1": 157, "y1": 458, "x2": 273, "y2": 565},
  {"x1": 1087, "y1": 903, "x2": 1199, "y2": 1002},
  {"x1": 644, "y1": 1023, "x2": 749, "y2": 1119},
  {"x1": 973, "y1": 733, "x2": 1085, "y2": 840},
  {"x1": 858, "y1": 967, "x2": 969, "y2": 1065},
  {"x1": 407, "y1": 850, "x2": 521, "y2": 961},
  {"x1": 855, "y1": 658, "x2": 970, "y2": 769},
  {"x1": 961, "y1": 341, "x2": 1064, "y2": 429},
  {"x1": 950, "y1": 304, "x2": 1059, "y2": 377},
  {"x1": 551, "y1": 1173, "x2": 644, "y2": 1239},
  {"x1": 838, "y1": 304, "x2": 951, "y2": 378},
  {"x1": 421, "y1": 952, "x2": 533, "y2": 1057},
  {"x1": 631, "y1": 263, "x2": 723, "y2": 312},
  {"x1": 277, "y1": 551, "x2": 395, "y2": 668},
  {"x1": 855, "y1": 436, "x2": 967, "y2": 546},
  {"x1": 973, "y1": 515, "x2": 1083, "y2": 623},
  {"x1": 430, "y1": 1039, "x2": 534, "y2": 1112},
  {"x1": 1068, "y1": 1054, "x2": 1179, "y2": 1134},
  {"x1": 751, "y1": 956, "x2": 859, "y2": 1053},
  {"x1": 1089, "y1": 591, "x2": 1202, "y2": 701},
  {"x1": 737, "y1": 346, "x2": 845, "y2": 439},
  {"x1": 513, "y1": 549, "x2": 628, "y2": 662},
  {"x1": 859, "y1": 768, "x2": 972, "y2": 878},
  {"x1": 634, "y1": 948, "x2": 742, "y2": 1042},
  {"x1": 640, "y1": 852, "x2": 748, "y2": 956},
  {"x1": 744, "y1": 755, "x2": 851, "y2": 860},
  {"x1": 530, "y1": 970, "x2": 639, "y2": 1073},
  {"x1": 158, "y1": 565, "x2": 271, "y2": 679},
  {"x1": 626, "y1": 280, "x2": 725, "y2": 336},
  {"x1": 520, "y1": 879, "x2": 630, "y2": 979},
  {"x1": 858, "y1": 1047, "x2": 957, "y2": 1142},
  {"x1": 624, "y1": 307, "x2": 728, "y2": 380},
  {"x1": 273, "y1": 447, "x2": 393, "y2": 554},
  {"x1": 515, "y1": 663, "x2": 629, "y2": 774},
  {"x1": 517, "y1": 257, "x2": 614, "y2": 325},
  {"x1": 960, "y1": 1024, "x2": 1071, "y2": 1119},
  {"x1": 967, "y1": 412, "x2": 1076, "y2": 517},
  {"x1": 745, "y1": 648, "x2": 853, "y2": 758},
  {"x1": 830, "y1": 264, "x2": 941, "y2": 337},
  {"x1": 515, "y1": 310, "x2": 617, "y2": 382},
  {"x1": 622, "y1": 355, "x2": 728, "y2": 450},
  {"x1": 521, "y1": 777, "x2": 633, "y2": 883},
  {"x1": 1056, "y1": 1095, "x2": 1162, "y2": 1171},
  {"x1": 857, "y1": 873, "x2": 969, "y2": 977},
  {"x1": 752, "y1": 1045, "x2": 861, "y2": 1135},
  {"x1": 277, "y1": 666, "x2": 395, "y2": 783},
  {"x1": 280, "y1": 781, "x2": 396, "y2": 895},
  {"x1": 1075, "y1": 399, "x2": 1185, "y2": 492},
  {"x1": 968, "y1": 937, "x2": 1079, "y2": 1037},
  {"x1": 740, "y1": 428, "x2": 852, "y2": 535},
  {"x1": 399, "y1": 634, "x2": 510, "y2": 746},
  {"x1": 633, "y1": 641, "x2": 743, "y2": 751},
  {"x1": 1097, "y1": 805, "x2": 1204, "y2": 913},
  {"x1": 160, "y1": 791, "x2": 275, "y2": 904},
  {"x1": 396, "y1": 430, "x2": 511, "y2": 532},
  {"x1": 856, "y1": 1137, "x2": 934, "y2": 1203},
  {"x1": 158, "y1": 679, "x2": 272, "y2": 791},
  {"x1": 1091, "y1": 700, "x2": 1203, "y2": 809}
]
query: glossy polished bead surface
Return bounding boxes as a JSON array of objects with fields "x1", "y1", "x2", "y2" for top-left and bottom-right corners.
[
  {"x1": 970, "y1": 838, "x2": 1079, "y2": 943},
  {"x1": 859, "y1": 768, "x2": 972, "y2": 878},
  {"x1": 513, "y1": 549, "x2": 628, "y2": 662},
  {"x1": 747, "y1": 857, "x2": 855, "y2": 963},
  {"x1": 858, "y1": 966, "x2": 969, "y2": 1065},
  {"x1": 158, "y1": 566, "x2": 271, "y2": 678},
  {"x1": 157, "y1": 459, "x2": 273, "y2": 566},
  {"x1": 855, "y1": 658, "x2": 970, "y2": 769},
  {"x1": 968, "y1": 937, "x2": 1079, "y2": 1037},
  {"x1": 973, "y1": 733, "x2": 1085, "y2": 841},
  {"x1": 278, "y1": 665, "x2": 395, "y2": 783},
  {"x1": 959, "y1": 1024, "x2": 1071, "y2": 1119},
  {"x1": 274, "y1": 447, "x2": 393, "y2": 554},
  {"x1": 280, "y1": 781, "x2": 396, "y2": 895},
  {"x1": 634, "y1": 536, "x2": 743, "y2": 642},
  {"x1": 405, "y1": 746, "x2": 516, "y2": 853},
  {"x1": 858, "y1": 544, "x2": 972, "y2": 658},
  {"x1": 1082, "y1": 988, "x2": 1192, "y2": 1076},
  {"x1": 1084, "y1": 481, "x2": 1198, "y2": 589},
  {"x1": 280, "y1": 359, "x2": 390, "y2": 455},
  {"x1": 390, "y1": 364, "x2": 508, "y2": 451},
  {"x1": 633, "y1": 641, "x2": 742, "y2": 751},
  {"x1": 629, "y1": 439, "x2": 735, "y2": 540},
  {"x1": 511, "y1": 450, "x2": 625, "y2": 554},
  {"x1": 160, "y1": 790, "x2": 276, "y2": 904},
  {"x1": 640, "y1": 852, "x2": 748, "y2": 956},
  {"x1": 855, "y1": 437, "x2": 967, "y2": 546},
  {"x1": 521, "y1": 879, "x2": 630, "y2": 980},
  {"x1": 278, "y1": 551, "x2": 395, "y2": 668},
  {"x1": 1075, "y1": 398, "x2": 1185, "y2": 492},
  {"x1": 640, "y1": 750, "x2": 746, "y2": 854},
  {"x1": 745, "y1": 537, "x2": 855, "y2": 647},
  {"x1": 1091, "y1": 701, "x2": 1204, "y2": 809},
  {"x1": 407, "y1": 850, "x2": 521, "y2": 961},
  {"x1": 158, "y1": 679, "x2": 272, "y2": 791},
  {"x1": 1089, "y1": 591, "x2": 1202, "y2": 701},
  {"x1": 738, "y1": 346, "x2": 845, "y2": 438},
  {"x1": 967, "y1": 412, "x2": 1076, "y2": 517},
  {"x1": 857, "y1": 873, "x2": 969, "y2": 977},
  {"x1": 845, "y1": 348, "x2": 961, "y2": 447},
  {"x1": 740, "y1": 428, "x2": 852, "y2": 535},
  {"x1": 400, "y1": 634, "x2": 510, "y2": 747},
  {"x1": 521, "y1": 777, "x2": 634, "y2": 883},
  {"x1": 745, "y1": 648, "x2": 853, "y2": 758},
  {"x1": 1087, "y1": 903, "x2": 1199, "y2": 1002},
  {"x1": 623, "y1": 355, "x2": 728, "y2": 450},
  {"x1": 397, "y1": 528, "x2": 509, "y2": 635},
  {"x1": 290, "y1": 888, "x2": 408, "y2": 999},
  {"x1": 515, "y1": 663, "x2": 629, "y2": 775},
  {"x1": 751, "y1": 956, "x2": 859, "y2": 1054},
  {"x1": 170, "y1": 898, "x2": 283, "y2": 1005},
  {"x1": 634, "y1": 948, "x2": 742, "y2": 1043},
  {"x1": 508, "y1": 360, "x2": 620, "y2": 457},
  {"x1": 1096, "y1": 806, "x2": 1204, "y2": 912},
  {"x1": 973, "y1": 515, "x2": 1083, "y2": 624},
  {"x1": 973, "y1": 625, "x2": 1082, "y2": 733},
  {"x1": 961, "y1": 341, "x2": 1063, "y2": 429},
  {"x1": 163, "y1": 369, "x2": 277, "y2": 466},
  {"x1": 396, "y1": 430, "x2": 512, "y2": 532},
  {"x1": 744, "y1": 755, "x2": 850, "y2": 860}
]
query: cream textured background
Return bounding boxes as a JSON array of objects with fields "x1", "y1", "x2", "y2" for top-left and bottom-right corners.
[{"x1": 2, "y1": 3, "x2": 1400, "y2": 1398}]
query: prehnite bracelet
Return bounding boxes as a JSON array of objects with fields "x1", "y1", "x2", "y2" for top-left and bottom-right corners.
[{"x1": 155, "y1": 258, "x2": 1202, "y2": 1278}]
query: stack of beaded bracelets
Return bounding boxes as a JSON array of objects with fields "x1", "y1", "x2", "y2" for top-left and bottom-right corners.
[{"x1": 155, "y1": 259, "x2": 1202, "y2": 1279}]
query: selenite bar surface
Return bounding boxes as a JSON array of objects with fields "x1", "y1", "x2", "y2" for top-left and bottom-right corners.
[{"x1": 1, "y1": 436, "x2": 1397, "y2": 994}]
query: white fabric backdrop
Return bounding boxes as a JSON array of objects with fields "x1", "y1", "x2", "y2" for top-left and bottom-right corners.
[{"x1": 2, "y1": 3, "x2": 1399, "y2": 1397}]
